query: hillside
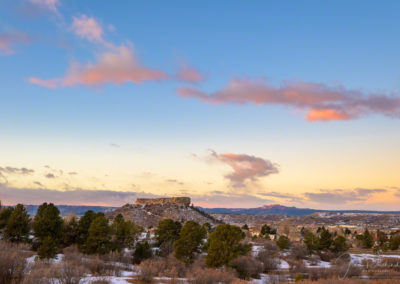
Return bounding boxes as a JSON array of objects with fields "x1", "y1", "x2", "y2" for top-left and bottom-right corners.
[{"x1": 106, "y1": 197, "x2": 219, "y2": 227}]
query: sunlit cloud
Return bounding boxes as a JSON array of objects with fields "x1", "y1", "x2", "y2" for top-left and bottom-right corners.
[
  {"x1": 28, "y1": 77, "x2": 57, "y2": 88},
  {"x1": 71, "y1": 14, "x2": 104, "y2": 43},
  {"x1": 0, "y1": 30, "x2": 30, "y2": 55},
  {"x1": 209, "y1": 150, "x2": 279, "y2": 188},
  {"x1": 30, "y1": 45, "x2": 168, "y2": 87},
  {"x1": 177, "y1": 78, "x2": 400, "y2": 121},
  {"x1": 0, "y1": 166, "x2": 34, "y2": 175}
]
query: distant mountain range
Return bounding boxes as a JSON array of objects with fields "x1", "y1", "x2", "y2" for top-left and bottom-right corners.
[
  {"x1": 199, "y1": 204, "x2": 400, "y2": 216},
  {"x1": 8, "y1": 203, "x2": 400, "y2": 216}
]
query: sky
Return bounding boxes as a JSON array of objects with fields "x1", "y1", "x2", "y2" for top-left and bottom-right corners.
[{"x1": 1, "y1": 0, "x2": 400, "y2": 210}]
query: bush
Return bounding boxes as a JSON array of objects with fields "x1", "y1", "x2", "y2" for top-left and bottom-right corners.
[
  {"x1": 0, "y1": 241, "x2": 26, "y2": 284},
  {"x1": 50, "y1": 261, "x2": 86, "y2": 284},
  {"x1": 231, "y1": 255, "x2": 262, "y2": 279},
  {"x1": 138, "y1": 255, "x2": 188, "y2": 282},
  {"x1": 276, "y1": 235, "x2": 291, "y2": 250},
  {"x1": 291, "y1": 244, "x2": 308, "y2": 260},
  {"x1": 256, "y1": 250, "x2": 279, "y2": 272},
  {"x1": 188, "y1": 267, "x2": 237, "y2": 284}
]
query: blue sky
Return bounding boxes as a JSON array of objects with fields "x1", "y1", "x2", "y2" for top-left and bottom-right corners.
[{"x1": 1, "y1": 0, "x2": 400, "y2": 209}]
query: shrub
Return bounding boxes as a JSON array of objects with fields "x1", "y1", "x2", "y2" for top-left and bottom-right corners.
[
  {"x1": 188, "y1": 267, "x2": 236, "y2": 284},
  {"x1": 231, "y1": 255, "x2": 262, "y2": 279},
  {"x1": 291, "y1": 244, "x2": 308, "y2": 260},
  {"x1": 50, "y1": 261, "x2": 86, "y2": 284},
  {"x1": 256, "y1": 250, "x2": 279, "y2": 272},
  {"x1": 0, "y1": 241, "x2": 26, "y2": 284}
]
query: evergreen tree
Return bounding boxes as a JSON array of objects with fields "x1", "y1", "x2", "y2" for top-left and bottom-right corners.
[
  {"x1": 260, "y1": 224, "x2": 276, "y2": 238},
  {"x1": 390, "y1": 234, "x2": 400, "y2": 250},
  {"x1": 85, "y1": 214, "x2": 112, "y2": 254},
  {"x1": 362, "y1": 229, "x2": 374, "y2": 249},
  {"x1": 111, "y1": 214, "x2": 141, "y2": 251},
  {"x1": 133, "y1": 241, "x2": 152, "y2": 264},
  {"x1": 0, "y1": 206, "x2": 14, "y2": 229},
  {"x1": 174, "y1": 221, "x2": 206, "y2": 264},
  {"x1": 206, "y1": 224, "x2": 251, "y2": 268},
  {"x1": 63, "y1": 215, "x2": 79, "y2": 247},
  {"x1": 155, "y1": 219, "x2": 182, "y2": 256},
  {"x1": 318, "y1": 227, "x2": 333, "y2": 251},
  {"x1": 332, "y1": 235, "x2": 350, "y2": 253},
  {"x1": 242, "y1": 224, "x2": 249, "y2": 231},
  {"x1": 276, "y1": 235, "x2": 291, "y2": 250},
  {"x1": 33, "y1": 203, "x2": 63, "y2": 243},
  {"x1": 77, "y1": 210, "x2": 97, "y2": 248},
  {"x1": 304, "y1": 231, "x2": 319, "y2": 253},
  {"x1": 4, "y1": 204, "x2": 30, "y2": 243},
  {"x1": 38, "y1": 236, "x2": 58, "y2": 259}
]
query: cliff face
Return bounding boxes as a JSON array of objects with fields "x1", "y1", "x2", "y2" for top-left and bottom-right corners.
[
  {"x1": 136, "y1": 197, "x2": 191, "y2": 207},
  {"x1": 106, "y1": 197, "x2": 217, "y2": 227}
]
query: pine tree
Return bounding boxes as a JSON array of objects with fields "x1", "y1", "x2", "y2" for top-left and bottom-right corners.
[
  {"x1": 276, "y1": 235, "x2": 291, "y2": 250},
  {"x1": 155, "y1": 219, "x2": 182, "y2": 256},
  {"x1": 318, "y1": 227, "x2": 333, "y2": 251},
  {"x1": 174, "y1": 221, "x2": 206, "y2": 264},
  {"x1": 4, "y1": 204, "x2": 30, "y2": 243},
  {"x1": 85, "y1": 214, "x2": 112, "y2": 254},
  {"x1": 133, "y1": 241, "x2": 152, "y2": 264},
  {"x1": 38, "y1": 236, "x2": 58, "y2": 259},
  {"x1": 33, "y1": 203, "x2": 63, "y2": 244},
  {"x1": 362, "y1": 229, "x2": 374, "y2": 249},
  {"x1": 206, "y1": 224, "x2": 251, "y2": 268},
  {"x1": 111, "y1": 214, "x2": 141, "y2": 251},
  {"x1": 0, "y1": 206, "x2": 14, "y2": 229},
  {"x1": 63, "y1": 215, "x2": 79, "y2": 247}
]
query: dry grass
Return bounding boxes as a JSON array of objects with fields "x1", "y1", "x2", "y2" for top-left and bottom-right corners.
[{"x1": 0, "y1": 241, "x2": 27, "y2": 284}]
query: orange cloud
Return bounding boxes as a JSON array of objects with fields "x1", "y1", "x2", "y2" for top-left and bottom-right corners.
[
  {"x1": 177, "y1": 78, "x2": 400, "y2": 121},
  {"x1": 29, "y1": 45, "x2": 168, "y2": 87},
  {"x1": 307, "y1": 108, "x2": 350, "y2": 121}
]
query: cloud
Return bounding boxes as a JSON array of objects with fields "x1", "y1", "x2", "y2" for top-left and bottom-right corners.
[
  {"x1": 0, "y1": 184, "x2": 143, "y2": 206},
  {"x1": 176, "y1": 64, "x2": 205, "y2": 83},
  {"x1": 28, "y1": 77, "x2": 57, "y2": 88},
  {"x1": 192, "y1": 192, "x2": 273, "y2": 208},
  {"x1": 209, "y1": 150, "x2": 279, "y2": 188},
  {"x1": 34, "y1": 181, "x2": 43, "y2": 187},
  {"x1": 28, "y1": 0, "x2": 60, "y2": 14},
  {"x1": 68, "y1": 172, "x2": 78, "y2": 176},
  {"x1": 177, "y1": 78, "x2": 400, "y2": 121},
  {"x1": 30, "y1": 45, "x2": 168, "y2": 87},
  {"x1": 165, "y1": 179, "x2": 184, "y2": 186},
  {"x1": 71, "y1": 15, "x2": 104, "y2": 43},
  {"x1": 258, "y1": 191, "x2": 303, "y2": 203},
  {"x1": 0, "y1": 31, "x2": 30, "y2": 55},
  {"x1": 110, "y1": 143, "x2": 120, "y2": 148},
  {"x1": 304, "y1": 188, "x2": 387, "y2": 204},
  {"x1": 45, "y1": 173, "x2": 56, "y2": 179},
  {"x1": 0, "y1": 166, "x2": 34, "y2": 175}
]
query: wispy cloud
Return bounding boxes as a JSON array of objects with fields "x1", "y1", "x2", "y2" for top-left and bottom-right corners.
[
  {"x1": 209, "y1": 150, "x2": 279, "y2": 188},
  {"x1": 258, "y1": 191, "x2": 303, "y2": 203},
  {"x1": 0, "y1": 184, "x2": 142, "y2": 206},
  {"x1": 177, "y1": 78, "x2": 400, "y2": 121},
  {"x1": 304, "y1": 188, "x2": 387, "y2": 204},
  {"x1": 176, "y1": 64, "x2": 205, "y2": 83},
  {"x1": 0, "y1": 31, "x2": 30, "y2": 55},
  {"x1": 28, "y1": 0, "x2": 60, "y2": 15},
  {"x1": 29, "y1": 44, "x2": 168, "y2": 87},
  {"x1": 0, "y1": 166, "x2": 34, "y2": 175}
]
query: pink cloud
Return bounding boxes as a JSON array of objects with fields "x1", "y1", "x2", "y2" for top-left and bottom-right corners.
[
  {"x1": 29, "y1": 45, "x2": 168, "y2": 87},
  {"x1": 0, "y1": 31, "x2": 30, "y2": 55},
  {"x1": 71, "y1": 15, "x2": 104, "y2": 43},
  {"x1": 29, "y1": 77, "x2": 57, "y2": 88},
  {"x1": 177, "y1": 78, "x2": 400, "y2": 121},
  {"x1": 210, "y1": 150, "x2": 279, "y2": 188},
  {"x1": 28, "y1": 0, "x2": 59, "y2": 14},
  {"x1": 176, "y1": 64, "x2": 205, "y2": 83}
]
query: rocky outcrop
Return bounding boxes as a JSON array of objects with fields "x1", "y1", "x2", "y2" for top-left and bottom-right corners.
[
  {"x1": 136, "y1": 197, "x2": 191, "y2": 207},
  {"x1": 106, "y1": 197, "x2": 218, "y2": 227}
]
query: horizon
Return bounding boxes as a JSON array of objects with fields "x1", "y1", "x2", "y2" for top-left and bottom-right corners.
[{"x1": 1, "y1": 1, "x2": 400, "y2": 210}]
